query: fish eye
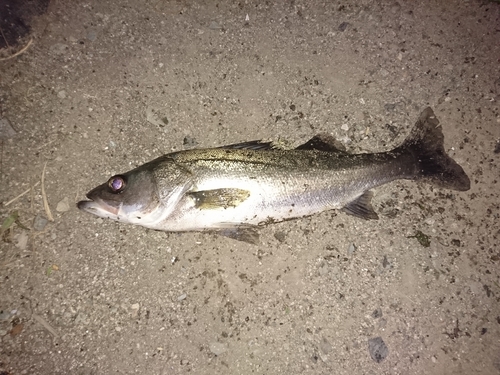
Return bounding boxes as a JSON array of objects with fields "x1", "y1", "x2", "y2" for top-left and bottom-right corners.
[{"x1": 108, "y1": 175, "x2": 126, "y2": 193}]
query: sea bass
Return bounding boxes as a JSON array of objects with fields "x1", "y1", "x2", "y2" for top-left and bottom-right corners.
[{"x1": 77, "y1": 108, "x2": 470, "y2": 243}]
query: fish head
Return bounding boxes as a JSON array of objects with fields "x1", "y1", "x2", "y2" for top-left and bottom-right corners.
[{"x1": 77, "y1": 168, "x2": 163, "y2": 226}]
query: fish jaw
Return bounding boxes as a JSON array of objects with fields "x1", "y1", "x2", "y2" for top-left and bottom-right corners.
[
  {"x1": 77, "y1": 197, "x2": 168, "y2": 227},
  {"x1": 77, "y1": 198, "x2": 122, "y2": 221}
]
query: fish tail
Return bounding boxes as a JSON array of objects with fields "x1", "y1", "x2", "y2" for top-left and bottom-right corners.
[{"x1": 397, "y1": 107, "x2": 470, "y2": 191}]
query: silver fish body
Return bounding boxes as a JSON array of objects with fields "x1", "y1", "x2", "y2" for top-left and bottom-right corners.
[{"x1": 78, "y1": 108, "x2": 470, "y2": 242}]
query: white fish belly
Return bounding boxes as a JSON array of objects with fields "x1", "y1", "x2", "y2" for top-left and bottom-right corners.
[{"x1": 161, "y1": 176, "x2": 346, "y2": 231}]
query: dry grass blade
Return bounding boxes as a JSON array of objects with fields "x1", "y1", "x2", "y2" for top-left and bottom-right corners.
[
  {"x1": 0, "y1": 38, "x2": 33, "y2": 61},
  {"x1": 32, "y1": 314, "x2": 59, "y2": 338},
  {"x1": 4, "y1": 181, "x2": 40, "y2": 206},
  {"x1": 41, "y1": 162, "x2": 54, "y2": 222}
]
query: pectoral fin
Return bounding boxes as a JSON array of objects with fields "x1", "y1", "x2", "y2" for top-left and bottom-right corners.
[
  {"x1": 188, "y1": 188, "x2": 251, "y2": 209},
  {"x1": 342, "y1": 191, "x2": 379, "y2": 220}
]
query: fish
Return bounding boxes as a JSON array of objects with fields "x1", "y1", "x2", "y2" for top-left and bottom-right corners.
[{"x1": 77, "y1": 107, "x2": 470, "y2": 243}]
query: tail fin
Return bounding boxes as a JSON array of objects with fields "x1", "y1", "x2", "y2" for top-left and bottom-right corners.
[{"x1": 396, "y1": 107, "x2": 470, "y2": 191}]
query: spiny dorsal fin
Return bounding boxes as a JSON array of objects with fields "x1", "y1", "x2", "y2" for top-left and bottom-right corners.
[
  {"x1": 217, "y1": 140, "x2": 275, "y2": 151},
  {"x1": 342, "y1": 191, "x2": 379, "y2": 220},
  {"x1": 188, "y1": 188, "x2": 251, "y2": 209},
  {"x1": 296, "y1": 134, "x2": 347, "y2": 153}
]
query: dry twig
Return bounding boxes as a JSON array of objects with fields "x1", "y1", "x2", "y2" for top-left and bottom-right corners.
[
  {"x1": 41, "y1": 162, "x2": 54, "y2": 221},
  {"x1": 4, "y1": 181, "x2": 40, "y2": 206},
  {"x1": 0, "y1": 38, "x2": 33, "y2": 61}
]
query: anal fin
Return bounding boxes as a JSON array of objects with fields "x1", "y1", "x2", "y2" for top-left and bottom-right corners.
[
  {"x1": 296, "y1": 134, "x2": 347, "y2": 153},
  {"x1": 342, "y1": 191, "x2": 379, "y2": 220},
  {"x1": 217, "y1": 227, "x2": 260, "y2": 245},
  {"x1": 188, "y1": 188, "x2": 250, "y2": 209}
]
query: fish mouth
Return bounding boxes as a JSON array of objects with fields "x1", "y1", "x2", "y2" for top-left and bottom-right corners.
[{"x1": 77, "y1": 198, "x2": 120, "y2": 218}]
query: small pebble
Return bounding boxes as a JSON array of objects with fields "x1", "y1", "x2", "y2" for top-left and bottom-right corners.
[
  {"x1": 74, "y1": 312, "x2": 89, "y2": 325},
  {"x1": 494, "y1": 142, "x2": 500, "y2": 154},
  {"x1": 86, "y1": 30, "x2": 97, "y2": 41},
  {"x1": 0, "y1": 117, "x2": 17, "y2": 139},
  {"x1": 384, "y1": 103, "x2": 397, "y2": 112},
  {"x1": 318, "y1": 263, "x2": 328, "y2": 276},
  {"x1": 209, "y1": 21, "x2": 221, "y2": 30},
  {"x1": 50, "y1": 43, "x2": 69, "y2": 55},
  {"x1": 338, "y1": 22, "x2": 349, "y2": 32},
  {"x1": 178, "y1": 293, "x2": 187, "y2": 301},
  {"x1": 57, "y1": 90, "x2": 67, "y2": 99},
  {"x1": 0, "y1": 310, "x2": 13, "y2": 321},
  {"x1": 145, "y1": 106, "x2": 167, "y2": 128},
  {"x1": 379, "y1": 69, "x2": 389, "y2": 77},
  {"x1": 382, "y1": 255, "x2": 390, "y2": 268},
  {"x1": 368, "y1": 336, "x2": 389, "y2": 363},
  {"x1": 183, "y1": 136, "x2": 198, "y2": 147},
  {"x1": 274, "y1": 231, "x2": 286, "y2": 242},
  {"x1": 347, "y1": 243, "x2": 357, "y2": 254},
  {"x1": 56, "y1": 197, "x2": 70, "y2": 212},
  {"x1": 319, "y1": 337, "x2": 332, "y2": 355},
  {"x1": 33, "y1": 215, "x2": 48, "y2": 231},
  {"x1": 15, "y1": 231, "x2": 29, "y2": 250},
  {"x1": 378, "y1": 318, "x2": 387, "y2": 328},
  {"x1": 209, "y1": 342, "x2": 227, "y2": 355}
]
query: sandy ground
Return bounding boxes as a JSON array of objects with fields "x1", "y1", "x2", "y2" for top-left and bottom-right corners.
[{"x1": 1, "y1": 0, "x2": 499, "y2": 374}]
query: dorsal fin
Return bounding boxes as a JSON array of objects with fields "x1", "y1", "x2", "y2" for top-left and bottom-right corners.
[
  {"x1": 296, "y1": 134, "x2": 347, "y2": 153},
  {"x1": 217, "y1": 140, "x2": 275, "y2": 151}
]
